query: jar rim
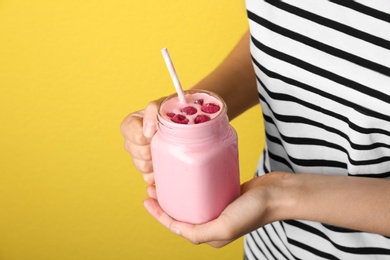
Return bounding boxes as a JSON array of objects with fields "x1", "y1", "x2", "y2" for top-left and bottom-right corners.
[{"x1": 157, "y1": 89, "x2": 227, "y2": 129}]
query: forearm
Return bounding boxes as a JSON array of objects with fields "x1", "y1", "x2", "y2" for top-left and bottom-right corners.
[
  {"x1": 191, "y1": 30, "x2": 258, "y2": 120},
  {"x1": 272, "y1": 173, "x2": 390, "y2": 236}
]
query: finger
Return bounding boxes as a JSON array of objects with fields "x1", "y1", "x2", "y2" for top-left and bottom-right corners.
[
  {"x1": 132, "y1": 158, "x2": 153, "y2": 174},
  {"x1": 143, "y1": 98, "x2": 165, "y2": 138},
  {"x1": 125, "y1": 140, "x2": 152, "y2": 161},
  {"x1": 143, "y1": 197, "x2": 184, "y2": 236},
  {"x1": 143, "y1": 173, "x2": 155, "y2": 185},
  {"x1": 128, "y1": 110, "x2": 145, "y2": 118},
  {"x1": 146, "y1": 185, "x2": 157, "y2": 199},
  {"x1": 120, "y1": 111, "x2": 151, "y2": 145},
  {"x1": 176, "y1": 215, "x2": 232, "y2": 246},
  {"x1": 143, "y1": 192, "x2": 229, "y2": 245}
]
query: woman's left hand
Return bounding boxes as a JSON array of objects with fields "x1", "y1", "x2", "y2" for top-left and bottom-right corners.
[{"x1": 143, "y1": 172, "x2": 288, "y2": 248}]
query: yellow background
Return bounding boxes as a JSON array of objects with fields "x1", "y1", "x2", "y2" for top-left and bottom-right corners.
[{"x1": 0, "y1": 1, "x2": 264, "y2": 259}]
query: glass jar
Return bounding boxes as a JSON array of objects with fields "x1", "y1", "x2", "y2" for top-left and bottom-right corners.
[{"x1": 151, "y1": 89, "x2": 240, "y2": 224}]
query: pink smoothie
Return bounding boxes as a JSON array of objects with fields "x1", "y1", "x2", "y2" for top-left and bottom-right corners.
[
  {"x1": 151, "y1": 90, "x2": 240, "y2": 224},
  {"x1": 161, "y1": 92, "x2": 223, "y2": 125}
]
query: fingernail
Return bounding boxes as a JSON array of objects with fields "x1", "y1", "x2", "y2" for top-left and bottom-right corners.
[
  {"x1": 143, "y1": 120, "x2": 155, "y2": 138},
  {"x1": 171, "y1": 226, "x2": 181, "y2": 236}
]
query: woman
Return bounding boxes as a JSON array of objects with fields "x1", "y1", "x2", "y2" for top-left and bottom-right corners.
[{"x1": 121, "y1": 1, "x2": 390, "y2": 259}]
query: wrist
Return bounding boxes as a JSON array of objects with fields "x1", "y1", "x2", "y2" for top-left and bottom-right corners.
[{"x1": 262, "y1": 172, "x2": 301, "y2": 223}]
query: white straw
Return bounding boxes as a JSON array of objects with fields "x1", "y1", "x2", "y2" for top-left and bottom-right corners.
[{"x1": 161, "y1": 48, "x2": 186, "y2": 104}]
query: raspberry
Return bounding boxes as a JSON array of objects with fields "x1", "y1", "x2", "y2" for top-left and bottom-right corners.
[
  {"x1": 194, "y1": 114, "x2": 211, "y2": 124},
  {"x1": 181, "y1": 106, "x2": 197, "y2": 115},
  {"x1": 166, "y1": 112, "x2": 175, "y2": 118},
  {"x1": 171, "y1": 114, "x2": 189, "y2": 124},
  {"x1": 194, "y1": 99, "x2": 204, "y2": 105},
  {"x1": 201, "y1": 103, "x2": 220, "y2": 114}
]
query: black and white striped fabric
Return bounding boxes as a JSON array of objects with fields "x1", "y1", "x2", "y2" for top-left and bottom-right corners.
[{"x1": 244, "y1": 0, "x2": 390, "y2": 259}]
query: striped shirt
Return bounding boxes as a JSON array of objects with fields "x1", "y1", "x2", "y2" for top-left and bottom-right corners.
[{"x1": 244, "y1": 0, "x2": 390, "y2": 259}]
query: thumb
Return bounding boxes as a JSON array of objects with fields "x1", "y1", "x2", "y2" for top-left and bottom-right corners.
[{"x1": 143, "y1": 98, "x2": 164, "y2": 138}]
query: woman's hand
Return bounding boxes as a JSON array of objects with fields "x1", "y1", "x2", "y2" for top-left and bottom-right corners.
[
  {"x1": 120, "y1": 97, "x2": 165, "y2": 184},
  {"x1": 143, "y1": 172, "x2": 290, "y2": 248},
  {"x1": 143, "y1": 169, "x2": 390, "y2": 247}
]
